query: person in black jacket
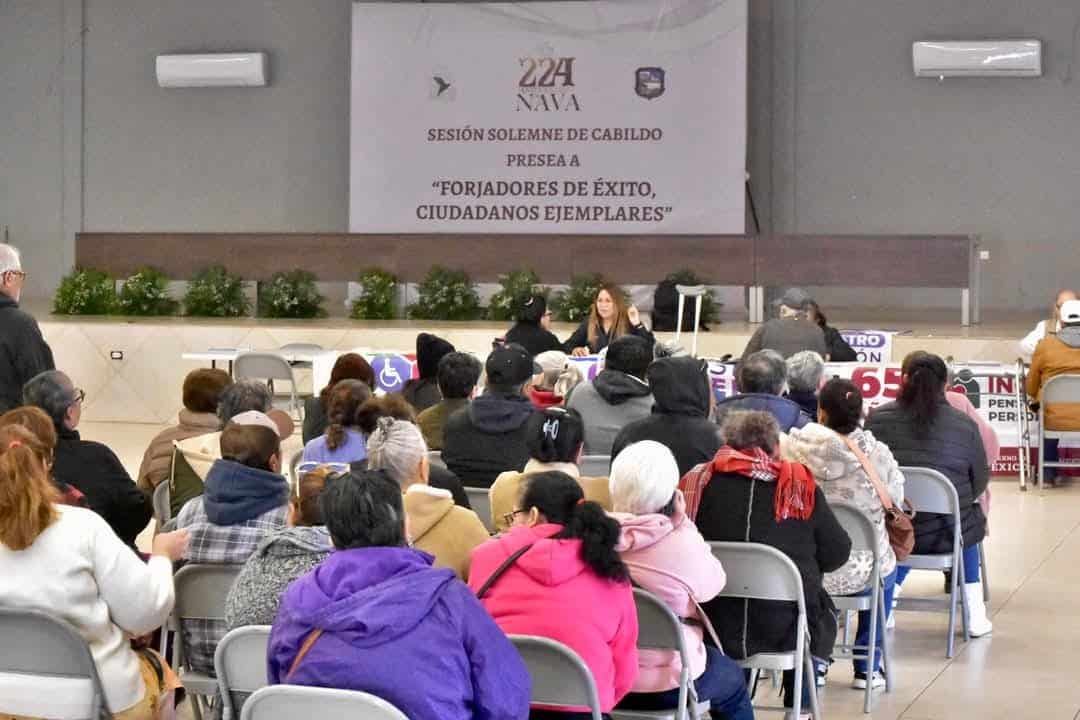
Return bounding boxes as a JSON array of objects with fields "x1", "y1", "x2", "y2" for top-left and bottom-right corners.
[
  {"x1": 402, "y1": 333, "x2": 455, "y2": 413},
  {"x1": 865, "y1": 351, "x2": 992, "y2": 637},
  {"x1": 564, "y1": 283, "x2": 655, "y2": 356},
  {"x1": 682, "y1": 409, "x2": 850, "y2": 713},
  {"x1": 0, "y1": 244, "x2": 55, "y2": 413},
  {"x1": 611, "y1": 356, "x2": 722, "y2": 476},
  {"x1": 22, "y1": 370, "x2": 151, "y2": 548},
  {"x1": 503, "y1": 295, "x2": 562, "y2": 357},
  {"x1": 808, "y1": 301, "x2": 857, "y2": 362}
]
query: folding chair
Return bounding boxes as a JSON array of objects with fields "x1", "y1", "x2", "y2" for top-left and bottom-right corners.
[
  {"x1": 215, "y1": 625, "x2": 272, "y2": 720},
  {"x1": 428, "y1": 450, "x2": 447, "y2": 469},
  {"x1": 153, "y1": 480, "x2": 172, "y2": 528},
  {"x1": 708, "y1": 541, "x2": 822, "y2": 720},
  {"x1": 0, "y1": 607, "x2": 108, "y2": 719},
  {"x1": 465, "y1": 486, "x2": 494, "y2": 533},
  {"x1": 510, "y1": 635, "x2": 603, "y2": 720},
  {"x1": 171, "y1": 564, "x2": 243, "y2": 720},
  {"x1": 240, "y1": 685, "x2": 409, "y2": 720},
  {"x1": 1036, "y1": 373, "x2": 1080, "y2": 491},
  {"x1": 289, "y1": 449, "x2": 304, "y2": 485},
  {"x1": 579, "y1": 454, "x2": 610, "y2": 477},
  {"x1": 828, "y1": 500, "x2": 892, "y2": 713},
  {"x1": 895, "y1": 466, "x2": 969, "y2": 658},
  {"x1": 278, "y1": 342, "x2": 323, "y2": 370},
  {"x1": 234, "y1": 352, "x2": 303, "y2": 421}
]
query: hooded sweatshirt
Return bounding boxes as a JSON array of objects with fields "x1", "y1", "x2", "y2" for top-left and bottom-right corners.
[
  {"x1": 268, "y1": 546, "x2": 530, "y2": 720},
  {"x1": 405, "y1": 485, "x2": 491, "y2": 580},
  {"x1": 611, "y1": 358, "x2": 723, "y2": 476},
  {"x1": 442, "y1": 392, "x2": 537, "y2": 488},
  {"x1": 468, "y1": 524, "x2": 639, "y2": 712},
  {"x1": 1027, "y1": 326, "x2": 1080, "y2": 430},
  {"x1": 567, "y1": 370, "x2": 654, "y2": 455},
  {"x1": 201, "y1": 459, "x2": 289, "y2": 526},
  {"x1": 613, "y1": 490, "x2": 726, "y2": 693}
]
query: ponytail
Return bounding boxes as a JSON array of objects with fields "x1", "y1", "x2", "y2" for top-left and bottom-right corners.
[
  {"x1": 898, "y1": 351, "x2": 947, "y2": 434},
  {"x1": 520, "y1": 471, "x2": 629, "y2": 582},
  {"x1": 325, "y1": 380, "x2": 372, "y2": 451},
  {"x1": 0, "y1": 426, "x2": 59, "y2": 551}
]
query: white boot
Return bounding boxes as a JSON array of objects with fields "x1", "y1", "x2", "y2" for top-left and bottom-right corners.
[{"x1": 963, "y1": 582, "x2": 993, "y2": 637}]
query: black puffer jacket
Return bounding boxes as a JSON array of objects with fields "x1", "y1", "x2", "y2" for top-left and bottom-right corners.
[
  {"x1": 866, "y1": 399, "x2": 989, "y2": 553},
  {"x1": 696, "y1": 472, "x2": 851, "y2": 660},
  {"x1": 0, "y1": 295, "x2": 54, "y2": 412},
  {"x1": 441, "y1": 392, "x2": 537, "y2": 488},
  {"x1": 504, "y1": 322, "x2": 562, "y2": 357}
]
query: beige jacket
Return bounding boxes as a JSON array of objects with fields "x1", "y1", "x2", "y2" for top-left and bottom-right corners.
[
  {"x1": 489, "y1": 459, "x2": 612, "y2": 534},
  {"x1": 136, "y1": 410, "x2": 220, "y2": 490},
  {"x1": 405, "y1": 484, "x2": 490, "y2": 580}
]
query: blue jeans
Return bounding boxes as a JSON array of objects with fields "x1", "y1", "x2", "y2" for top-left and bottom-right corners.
[
  {"x1": 852, "y1": 569, "x2": 896, "y2": 674},
  {"x1": 1044, "y1": 438, "x2": 1060, "y2": 478},
  {"x1": 618, "y1": 646, "x2": 754, "y2": 720},
  {"x1": 895, "y1": 543, "x2": 981, "y2": 586}
]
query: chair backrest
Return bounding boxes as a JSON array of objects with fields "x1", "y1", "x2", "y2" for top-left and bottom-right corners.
[
  {"x1": 173, "y1": 564, "x2": 242, "y2": 623},
  {"x1": 632, "y1": 588, "x2": 688, "y2": 654},
  {"x1": 278, "y1": 342, "x2": 324, "y2": 354},
  {"x1": 235, "y1": 352, "x2": 295, "y2": 383},
  {"x1": 579, "y1": 454, "x2": 610, "y2": 477},
  {"x1": 709, "y1": 541, "x2": 806, "y2": 614},
  {"x1": 427, "y1": 450, "x2": 447, "y2": 469},
  {"x1": 1041, "y1": 373, "x2": 1080, "y2": 404},
  {"x1": 899, "y1": 466, "x2": 960, "y2": 517},
  {"x1": 829, "y1": 500, "x2": 878, "y2": 559},
  {"x1": 465, "y1": 486, "x2": 494, "y2": 533},
  {"x1": 289, "y1": 449, "x2": 304, "y2": 484},
  {"x1": 240, "y1": 685, "x2": 409, "y2": 720},
  {"x1": 0, "y1": 608, "x2": 105, "y2": 719},
  {"x1": 215, "y1": 626, "x2": 271, "y2": 720},
  {"x1": 153, "y1": 480, "x2": 172, "y2": 526},
  {"x1": 510, "y1": 635, "x2": 603, "y2": 720}
]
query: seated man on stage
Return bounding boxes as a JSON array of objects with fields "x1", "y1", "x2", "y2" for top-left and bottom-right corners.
[
  {"x1": 740, "y1": 287, "x2": 829, "y2": 362},
  {"x1": 1020, "y1": 288, "x2": 1076, "y2": 359},
  {"x1": 1026, "y1": 299, "x2": 1080, "y2": 484}
]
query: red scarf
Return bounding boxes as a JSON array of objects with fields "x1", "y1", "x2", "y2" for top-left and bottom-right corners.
[{"x1": 680, "y1": 446, "x2": 816, "y2": 523}]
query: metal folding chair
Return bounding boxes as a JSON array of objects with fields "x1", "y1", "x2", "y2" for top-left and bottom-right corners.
[
  {"x1": 708, "y1": 541, "x2": 822, "y2": 720},
  {"x1": 895, "y1": 466, "x2": 969, "y2": 658},
  {"x1": 1035, "y1": 373, "x2": 1080, "y2": 491},
  {"x1": 153, "y1": 480, "x2": 172, "y2": 528},
  {"x1": 277, "y1": 342, "x2": 323, "y2": 370},
  {"x1": 428, "y1": 450, "x2": 447, "y2": 469},
  {"x1": 510, "y1": 634, "x2": 604, "y2": 720},
  {"x1": 1015, "y1": 358, "x2": 1033, "y2": 491},
  {"x1": 234, "y1": 352, "x2": 302, "y2": 421},
  {"x1": 214, "y1": 625, "x2": 272, "y2": 720},
  {"x1": 579, "y1": 454, "x2": 610, "y2": 477},
  {"x1": 464, "y1": 486, "x2": 494, "y2": 533},
  {"x1": 0, "y1": 608, "x2": 108, "y2": 719},
  {"x1": 828, "y1": 500, "x2": 893, "y2": 713},
  {"x1": 240, "y1": 685, "x2": 409, "y2": 720}
]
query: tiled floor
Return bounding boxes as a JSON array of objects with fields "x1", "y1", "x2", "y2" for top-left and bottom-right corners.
[{"x1": 87, "y1": 419, "x2": 1080, "y2": 720}]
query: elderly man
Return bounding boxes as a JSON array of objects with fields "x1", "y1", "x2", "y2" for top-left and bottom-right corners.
[
  {"x1": 1027, "y1": 298, "x2": 1080, "y2": 483},
  {"x1": 741, "y1": 287, "x2": 829, "y2": 362},
  {"x1": 1020, "y1": 289, "x2": 1077, "y2": 359},
  {"x1": 785, "y1": 351, "x2": 826, "y2": 418},
  {"x1": 716, "y1": 350, "x2": 812, "y2": 432},
  {"x1": 0, "y1": 244, "x2": 54, "y2": 412}
]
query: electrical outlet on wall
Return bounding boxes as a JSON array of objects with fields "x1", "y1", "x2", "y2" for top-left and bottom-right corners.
[
  {"x1": 979, "y1": 250, "x2": 990, "y2": 260},
  {"x1": 110, "y1": 351, "x2": 123, "y2": 361}
]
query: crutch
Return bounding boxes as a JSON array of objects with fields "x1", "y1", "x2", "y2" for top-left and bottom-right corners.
[
  {"x1": 674, "y1": 285, "x2": 707, "y2": 357},
  {"x1": 1015, "y1": 358, "x2": 1031, "y2": 491}
]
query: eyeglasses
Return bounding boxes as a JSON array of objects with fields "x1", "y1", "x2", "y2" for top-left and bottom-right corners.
[
  {"x1": 72, "y1": 388, "x2": 86, "y2": 404},
  {"x1": 3, "y1": 270, "x2": 26, "y2": 281},
  {"x1": 502, "y1": 509, "x2": 528, "y2": 527}
]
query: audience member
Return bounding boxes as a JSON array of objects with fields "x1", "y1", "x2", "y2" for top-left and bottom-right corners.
[
  {"x1": 740, "y1": 288, "x2": 829, "y2": 361},
  {"x1": 269, "y1": 469, "x2": 530, "y2": 720},
  {"x1": 808, "y1": 301, "x2": 857, "y2": 362},
  {"x1": 1020, "y1": 288, "x2": 1076, "y2": 359},
  {"x1": 23, "y1": 370, "x2": 151, "y2": 548},
  {"x1": 0, "y1": 243, "x2": 54, "y2": 413},
  {"x1": 225, "y1": 466, "x2": 333, "y2": 630},
  {"x1": 302, "y1": 379, "x2": 372, "y2": 464},
  {"x1": 0, "y1": 406, "x2": 85, "y2": 506},
  {"x1": 403, "y1": 333, "x2": 455, "y2": 412},
  {"x1": 137, "y1": 368, "x2": 232, "y2": 490},
  {"x1": 612, "y1": 356, "x2": 722, "y2": 476},
  {"x1": 566, "y1": 335, "x2": 654, "y2": 455},
  {"x1": 0, "y1": 425, "x2": 187, "y2": 720},
  {"x1": 469, "y1": 471, "x2": 638, "y2": 718},
  {"x1": 528, "y1": 350, "x2": 584, "y2": 409},
  {"x1": 785, "y1": 350, "x2": 826, "y2": 418},
  {"x1": 715, "y1": 349, "x2": 811, "y2": 432},
  {"x1": 945, "y1": 388, "x2": 999, "y2": 526},
  {"x1": 1026, "y1": 298, "x2": 1080, "y2": 485},
  {"x1": 564, "y1": 283, "x2": 655, "y2": 356},
  {"x1": 303, "y1": 353, "x2": 375, "y2": 443},
  {"x1": 442, "y1": 343, "x2": 539, "y2": 488},
  {"x1": 783, "y1": 379, "x2": 904, "y2": 688},
  {"x1": 367, "y1": 416, "x2": 489, "y2": 579},
  {"x1": 866, "y1": 351, "x2": 991, "y2": 636},
  {"x1": 681, "y1": 410, "x2": 850, "y2": 713},
  {"x1": 504, "y1": 294, "x2": 563, "y2": 356},
  {"x1": 609, "y1": 441, "x2": 754, "y2": 720},
  {"x1": 490, "y1": 407, "x2": 611, "y2": 533},
  {"x1": 417, "y1": 351, "x2": 481, "y2": 450}
]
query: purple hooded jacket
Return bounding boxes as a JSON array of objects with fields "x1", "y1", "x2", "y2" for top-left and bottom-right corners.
[{"x1": 268, "y1": 546, "x2": 530, "y2": 720}]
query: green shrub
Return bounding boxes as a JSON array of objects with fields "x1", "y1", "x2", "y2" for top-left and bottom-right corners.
[
  {"x1": 259, "y1": 270, "x2": 326, "y2": 319},
  {"x1": 52, "y1": 268, "x2": 117, "y2": 315},
  {"x1": 407, "y1": 266, "x2": 482, "y2": 321},
  {"x1": 551, "y1": 273, "x2": 606, "y2": 323},
  {"x1": 664, "y1": 269, "x2": 721, "y2": 326},
  {"x1": 115, "y1": 267, "x2": 179, "y2": 316},
  {"x1": 486, "y1": 269, "x2": 548, "y2": 322},
  {"x1": 183, "y1": 266, "x2": 252, "y2": 318},
  {"x1": 349, "y1": 269, "x2": 398, "y2": 320}
]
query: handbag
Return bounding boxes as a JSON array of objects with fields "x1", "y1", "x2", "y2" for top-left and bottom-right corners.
[{"x1": 842, "y1": 435, "x2": 915, "y2": 561}]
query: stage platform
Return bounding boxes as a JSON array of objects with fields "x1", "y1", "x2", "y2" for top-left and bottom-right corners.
[{"x1": 29, "y1": 301, "x2": 1038, "y2": 425}]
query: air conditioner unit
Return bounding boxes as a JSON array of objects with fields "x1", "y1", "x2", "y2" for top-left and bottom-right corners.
[
  {"x1": 156, "y1": 52, "x2": 267, "y2": 88},
  {"x1": 912, "y1": 40, "x2": 1042, "y2": 77}
]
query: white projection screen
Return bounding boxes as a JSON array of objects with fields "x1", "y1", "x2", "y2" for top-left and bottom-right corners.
[{"x1": 349, "y1": 0, "x2": 747, "y2": 234}]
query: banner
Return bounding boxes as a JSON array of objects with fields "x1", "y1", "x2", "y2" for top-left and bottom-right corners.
[
  {"x1": 350, "y1": 1, "x2": 748, "y2": 234},
  {"x1": 838, "y1": 330, "x2": 896, "y2": 364}
]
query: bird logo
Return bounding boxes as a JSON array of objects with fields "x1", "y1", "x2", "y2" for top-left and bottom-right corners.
[{"x1": 433, "y1": 76, "x2": 451, "y2": 97}]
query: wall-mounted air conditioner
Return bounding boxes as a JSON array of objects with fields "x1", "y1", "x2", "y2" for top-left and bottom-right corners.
[
  {"x1": 912, "y1": 40, "x2": 1042, "y2": 78},
  {"x1": 156, "y1": 52, "x2": 268, "y2": 88}
]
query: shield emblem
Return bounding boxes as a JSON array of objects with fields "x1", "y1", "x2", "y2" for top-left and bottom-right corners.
[{"x1": 635, "y1": 67, "x2": 665, "y2": 100}]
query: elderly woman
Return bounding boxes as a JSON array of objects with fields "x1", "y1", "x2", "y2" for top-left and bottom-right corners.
[
  {"x1": 785, "y1": 350, "x2": 826, "y2": 418},
  {"x1": 528, "y1": 351, "x2": 584, "y2": 409},
  {"x1": 269, "y1": 469, "x2": 529, "y2": 720},
  {"x1": 303, "y1": 379, "x2": 372, "y2": 464},
  {"x1": 23, "y1": 370, "x2": 152, "y2": 548},
  {"x1": 681, "y1": 410, "x2": 851, "y2": 715},
  {"x1": 303, "y1": 353, "x2": 375, "y2": 443}
]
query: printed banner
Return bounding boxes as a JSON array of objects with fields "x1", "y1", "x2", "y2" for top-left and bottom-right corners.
[
  {"x1": 838, "y1": 330, "x2": 896, "y2": 364},
  {"x1": 350, "y1": 0, "x2": 748, "y2": 233},
  {"x1": 313, "y1": 351, "x2": 419, "y2": 396}
]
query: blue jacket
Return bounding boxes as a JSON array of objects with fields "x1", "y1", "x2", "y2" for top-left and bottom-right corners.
[
  {"x1": 714, "y1": 393, "x2": 811, "y2": 433},
  {"x1": 268, "y1": 546, "x2": 530, "y2": 720}
]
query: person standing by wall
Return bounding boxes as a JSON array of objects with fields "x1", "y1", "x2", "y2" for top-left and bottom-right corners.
[{"x1": 0, "y1": 244, "x2": 54, "y2": 413}]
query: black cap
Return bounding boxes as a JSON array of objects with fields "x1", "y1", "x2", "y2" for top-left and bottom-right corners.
[{"x1": 486, "y1": 343, "x2": 542, "y2": 386}]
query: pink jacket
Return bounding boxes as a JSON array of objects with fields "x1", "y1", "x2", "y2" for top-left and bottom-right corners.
[
  {"x1": 946, "y1": 390, "x2": 998, "y2": 521},
  {"x1": 613, "y1": 490, "x2": 726, "y2": 693},
  {"x1": 468, "y1": 524, "x2": 639, "y2": 712}
]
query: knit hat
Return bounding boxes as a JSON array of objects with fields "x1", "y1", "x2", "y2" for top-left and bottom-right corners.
[
  {"x1": 609, "y1": 440, "x2": 679, "y2": 514},
  {"x1": 416, "y1": 333, "x2": 455, "y2": 379}
]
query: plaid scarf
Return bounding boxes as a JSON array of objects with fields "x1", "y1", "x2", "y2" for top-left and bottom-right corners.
[{"x1": 680, "y1": 446, "x2": 816, "y2": 523}]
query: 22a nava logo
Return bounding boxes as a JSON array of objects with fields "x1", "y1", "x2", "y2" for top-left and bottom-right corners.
[{"x1": 516, "y1": 57, "x2": 581, "y2": 112}]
